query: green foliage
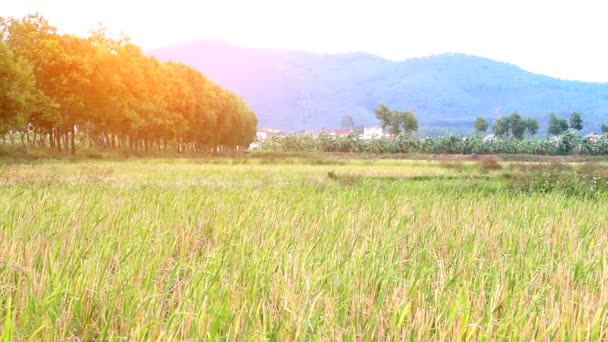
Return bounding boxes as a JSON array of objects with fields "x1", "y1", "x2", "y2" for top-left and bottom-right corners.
[
  {"x1": 509, "y1": 113, "x2": 526, "y2": 139},
  {"x1": 263, "y1": 130, "x2": 608, "y2": 156},
  {"x1": 374, "y1": 104, "x2": 418, "y2": 135},
  {"x1": 569, "y1": 112, "x2": 583, "y2": 131},
  {"x1": 473, "y1": 117, "x2": 489, "y2": 133},
  {"x1": 401, "y1": 111, "x2": 418, "y2": 133},
  {"x1": 0, "y1": 14, "x2": 257, "y2": 154},
  {"x1": 524, "y1": 117, "x2": 539, "y2": 136},
  {"x1": 0, "y1": 41, "x2": 35, "y2": 127},
  {"x1": 510, "y1": 163, "x2": 608, "y2": 197},
  {"x1": 493, "y1": 117, "x2": 509, "y2": 137},
  {"x1": 492, "y1": 112, "x2": 538, "y2": 139},
  {"x1": 548, "y1": 112, "x2": 569, "y2": 136}
]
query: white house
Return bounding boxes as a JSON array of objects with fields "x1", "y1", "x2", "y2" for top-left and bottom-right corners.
[
  {"x1": 584, "y1": 132, "x2": 602, "y2": 143},
  {"x1": 256, "y1": 128, "x2": 284, "y2": 141},
  {"x1": 256, "y1": 131, "x2": 268, "y2": 141},
  {"x1": 250, "y1": 128, "x2": 284, "y2": 150},
  {"x1": 362, "y1": 126, "x2": 384, "y2": 140},
  {"x1": 482, "y1": 134, "x2": 496, "y2": 143},
  {"x1": 320, "y1": 129, "x2": 352, "y2": 137}
]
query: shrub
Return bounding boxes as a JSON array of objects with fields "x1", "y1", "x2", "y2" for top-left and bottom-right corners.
[{"x1": 477, "y1": 156, "x2": 502, "y2": 172}]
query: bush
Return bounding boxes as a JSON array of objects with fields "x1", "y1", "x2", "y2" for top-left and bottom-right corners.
[
  {"x1": 477, "y1": 156, "x2": 502, "y2": 172},
  {"x1": 509, "y1": 163, "x2": 608, "y2": 197}
]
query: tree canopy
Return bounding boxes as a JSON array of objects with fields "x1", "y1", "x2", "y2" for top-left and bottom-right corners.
[
  {"x1": 0, "y1": 14, "x2": 257, "y2": 153},
  {"x1": 473, "y1": 117, "x2": 489, "y2": 133},
  {"x1": 569, "y1": 112, "x2": 583, "y2": 131},
  {"x1": 492, "y1": 112, "x2": 538, "y2": 139},
  {"x1": 0, "y1": 40, "x2": 36, "y2": 128},
  {"x1": 374, "y1": 104, "x2": 418, "y2": 135}
]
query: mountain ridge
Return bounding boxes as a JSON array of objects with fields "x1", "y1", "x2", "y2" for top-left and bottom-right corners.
[{"x1": 151, "y1": 40, "x2": 608, "y2": 133}]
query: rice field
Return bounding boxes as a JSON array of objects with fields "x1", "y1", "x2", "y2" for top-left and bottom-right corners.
[{"x1": 1, "y1": 157, "x2": 607, "y2": 340}]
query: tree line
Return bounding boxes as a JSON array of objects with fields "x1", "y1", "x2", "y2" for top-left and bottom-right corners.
[
  {"x1": 263, "y1": 131, "x2": 608, "y2": 155},
  {"x1": 0, "y1": 14, "x2": 257, "y2": 154},
  {"x1": 473, "y1": 111, "x2": 597, "y2": 137},
  {"x1": 263, "y1": 105, "x2": 608, "y2": 155},
  {"x1": 375, "y1": 106, "x2": 599, "y2": 140}
]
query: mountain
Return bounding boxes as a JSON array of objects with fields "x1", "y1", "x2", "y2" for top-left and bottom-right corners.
[{"x1": 151, "y1": 40, "x2": 608, "y2": 134}]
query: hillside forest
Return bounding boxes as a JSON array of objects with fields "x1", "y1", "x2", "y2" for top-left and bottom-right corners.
[{"x1": 0, "y1": 14, "x2": 258, "y2": 154}]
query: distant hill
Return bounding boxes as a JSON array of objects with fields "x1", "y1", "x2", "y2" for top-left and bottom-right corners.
[{"x1": 152, "y1": 40, "x2": 608, "y2": 134}]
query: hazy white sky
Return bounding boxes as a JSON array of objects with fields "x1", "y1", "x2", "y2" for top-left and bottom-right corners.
[{"x1": 2, "y1": 0, "x2": 608, "y2": 82}]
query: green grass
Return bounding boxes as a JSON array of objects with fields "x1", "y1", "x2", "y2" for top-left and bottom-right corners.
[{"x1": 1, "y1": 158, "x2": 607, "y2": 340}]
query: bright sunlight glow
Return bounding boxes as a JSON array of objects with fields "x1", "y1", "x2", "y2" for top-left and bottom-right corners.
[{"x1": 2, "y1": 0, "x2": 608, "y2": 82}]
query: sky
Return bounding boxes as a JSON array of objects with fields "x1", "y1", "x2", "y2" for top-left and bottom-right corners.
[{"x1": 2, "y1": 0, "x2": 608, "y2": 82}]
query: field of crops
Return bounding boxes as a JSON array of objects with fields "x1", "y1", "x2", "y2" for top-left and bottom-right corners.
[{"x1": 1, "y1": 156, "x2": 607, "y2": 340}]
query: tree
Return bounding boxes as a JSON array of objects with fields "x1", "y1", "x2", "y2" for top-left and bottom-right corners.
[
  {"x1": 509, "y1": 113, "x2": 526, "y2": 139},
  {"x1": 548, "y1": 113, "x2": 569, "y2": 136},
  {"x1": 493, "y1": 117, "x2": 509, "y2": 137},
  {"x1": 492, "y1": 113, "x2": 538, "y2": 139},
  {"x1": 374, "y1": 105, "x2": 417, "y2": 135},
  {"x1": 525, "y1": 118, "x2": 540, "y2": 136},
  {"x1": 602, "y1": 123, "x2": 608, "y2": 134},
  {"x1": 2, "y1": 14, "x2": 90, "y2": 153},
  {"x1": 401, "y1": 111, "x2": 418, "y2": 133},
  {"x1": 0, "y1": 13, "x2": 258, "y2": 153},
  {"x1": 0, "y1": 41, "x2": 36, "y2": 127},
  {"x1": 340, "y1": 115, "x2": 354, "y2": 130},
  {"x1": 474, "y1": 117, "x2": 489, "y2": 133},
  {"x1": 569, "y1": 112, "x2": 583, "y2": 131},
  {"x1": 374, "y1": 104, "x2": 391, "y2": 130}
]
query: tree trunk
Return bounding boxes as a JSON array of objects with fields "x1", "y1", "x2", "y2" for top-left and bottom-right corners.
[
  {"x1": 70, "y1": 125, "x2": 76, "y2": 155},
  {"x1": 32, "y1": 129, "x2": 38, "y2": 147},
  {"x1": 38, "y1": 131, "x2": 45, "y2": 148},
  {"x1": 57, "y1": 129, "x2": 62, "y2": 152},
  {"x1": 64, "y1": 131, "x2": 68, "y2": 153},
  {"x1": 25, "y1": 128, "x2": 31, "y2": 147}
]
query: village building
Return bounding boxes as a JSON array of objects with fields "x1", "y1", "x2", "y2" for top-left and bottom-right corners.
[
  {"x1": 482, "y1": 134, "x2": 496, "y2": 143},
  {"x1": 256, "y1": 128, "x2": 284, "y2": 141},
  {"x1": 320, "y1": 129, "x2": 353, "y2": 137},
  {"x1": 250, "y1": 128, "x2": 285, "y2": 150},
  {"x1": 362, "y1": 126, "x2": 384, "y2": 140},
  {"x1": 584, "y1": 131, "x2": 602, "y2": 143}
]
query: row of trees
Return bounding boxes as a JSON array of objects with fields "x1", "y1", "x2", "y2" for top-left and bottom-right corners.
[
  {"x1": 262, "y1": 131, "x2": 608, "y2": 155},
  {"x1": 263, "y1": 106, "x2": 608, "y2": 155},
  {"x1": 374, "y1": 105, "x2": 418, "y2": 135},
  {"x1": 474, "y1": 112, "x2": 592, "y2": 138},
  {"x1": 0, "y1": 14, "x2": 257, "y2": 154},
  {"x1": 370, "y1": 107, "x2": 594, "y2": 141}
]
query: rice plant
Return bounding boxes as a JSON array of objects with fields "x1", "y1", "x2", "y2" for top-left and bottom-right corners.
[{"x1": 0, "y1": 158, "x2": 607, "y2": 340}]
